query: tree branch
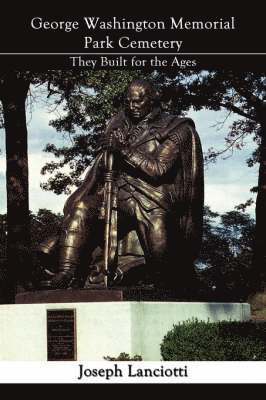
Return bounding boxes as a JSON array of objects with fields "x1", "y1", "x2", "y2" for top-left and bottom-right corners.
[
  {"x1": 204, "y1": 131, "x2": 249, "y2": 165},
  {"x1": 47, "y1": 81, "x2": 61, "y2": 98},
  {"x1": 219, "y1": 102, "x2": 257, "y2": 121},
  {"x1": 228, "y1": 74, "x2": 263, "y2": 110}
]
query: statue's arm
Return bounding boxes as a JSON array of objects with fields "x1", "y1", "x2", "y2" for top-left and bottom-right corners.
[{"x1": 120, "y1": 124, "x2": 191, "y2": 179}]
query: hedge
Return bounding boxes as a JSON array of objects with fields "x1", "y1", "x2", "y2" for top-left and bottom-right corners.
[
  {"x1": 160, "y1": 319, "x2": 266, "y2": 361},
  {"x1": 104, "y1": 353, "x2": 142, "y2": 361}
]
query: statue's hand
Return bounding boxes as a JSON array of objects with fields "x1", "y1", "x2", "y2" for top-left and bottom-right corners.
[{"x1": 100, "y1": 128, "x2": 126, "y2": 153}]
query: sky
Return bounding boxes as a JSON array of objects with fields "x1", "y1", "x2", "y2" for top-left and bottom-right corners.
[{"x1": 0, "y1": 96, "x2": 258, "y2": 217}]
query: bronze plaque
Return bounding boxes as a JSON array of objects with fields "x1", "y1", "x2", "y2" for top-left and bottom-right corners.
[{"x1": 47, "y1": 309, "x2": 76, "y2": 361}]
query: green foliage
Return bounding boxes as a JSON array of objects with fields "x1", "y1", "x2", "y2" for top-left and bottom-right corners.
[
  {"x1": 0, "y1": 209, "x2": 63, "y2": 265},
  {"x1": 104, "y1": 353, "x2": 142, "y2": 361},
  {"x1": 196, "y1": 206, "x2": 255, "y2": 299},
  {"x1": 29, "y1": 208, "x2": 63, "y2": 250},
  {"x1": 161, "y1": 319, "x2": 266, "y2": 361}
]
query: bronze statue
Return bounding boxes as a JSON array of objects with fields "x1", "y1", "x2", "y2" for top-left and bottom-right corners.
[{"x1": 36, "y1": 80, "x2": 204, "y2": 291}]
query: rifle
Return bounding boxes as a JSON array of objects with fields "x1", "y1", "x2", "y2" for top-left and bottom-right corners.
[{"x1": 102, "y1": 149, "x2": 114, "y2": 288}]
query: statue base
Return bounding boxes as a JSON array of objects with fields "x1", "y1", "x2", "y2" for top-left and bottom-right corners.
[
  {"x1": 15, "y1": 288, "x2": 123, "y2": 304},
  {"x1": 0, "y1": 296, "x2": 251, "y2": 361},
  {"x1": 15, "y1": 286, "x2": 201, "y2": 304}
]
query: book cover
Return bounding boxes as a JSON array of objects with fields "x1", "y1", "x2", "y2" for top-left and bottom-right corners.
[{"x1": 0, "y1": 9, "x2": 265, "y2": 383}]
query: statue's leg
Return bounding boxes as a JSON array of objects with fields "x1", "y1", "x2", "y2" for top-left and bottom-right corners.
[
  {"x1": 136, "y1": 210, "x2": 170, "y2": 284},
  {"x1": 36, "y1": 235, "x2": 59, "y2": 268},
  {"x1": 137, "y1": 208, "x2": 197, "y2": 291},
  {"x1": 124, "y1": 198, "x2": 169, "y2": 287},
  {"x1": 50, "y1": 200, "x2": 101, "y2": 289}
]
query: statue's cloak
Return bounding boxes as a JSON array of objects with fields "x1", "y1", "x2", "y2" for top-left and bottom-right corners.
[{"x1": 61, "y1": 112, "x2": 204, "y2": 283}]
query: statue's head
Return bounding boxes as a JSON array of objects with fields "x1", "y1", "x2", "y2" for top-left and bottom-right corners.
[{"x1": 125, "y1": 80, "x2": 157, "y2": 122}]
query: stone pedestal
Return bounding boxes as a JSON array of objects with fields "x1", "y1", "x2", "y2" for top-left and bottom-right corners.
[
  {"x1": 0, "y1": 300, "x2": 251, "y2": 361},
  {"x1": 15, "y1": 289, "x2": 123, "y2": 304}
]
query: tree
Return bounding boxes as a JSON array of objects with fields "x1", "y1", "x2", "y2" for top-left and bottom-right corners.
[
  {"x1": 197, "y1": 206, "x2": 255, "y2": 300},
  {"x1": 182, "y1": 71, "x2": 266, "y2": 289},
  {"x1": 0, "y1": 71, "x2": 31, "y2": 301},
  {"x1": 29, "y1": 208, "x2": 63, "y2": 249},
  {"x1": 0, "y1": 209, "x2": 63, "y2": 296}
]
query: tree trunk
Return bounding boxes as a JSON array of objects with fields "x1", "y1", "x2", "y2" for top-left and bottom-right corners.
[
  {"x1": 0, "y1": 72, "x2": 31, "y2": 303},
  {"x1": 254, "y1": 114, "x2": 266, "y2": 291}
]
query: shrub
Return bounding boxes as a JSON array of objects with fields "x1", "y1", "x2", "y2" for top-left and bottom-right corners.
[
  {"x1": 161, "y1": 319, "x2": 266, "y2": 361},
  {"x1": 104, "y1": 353, "x2": 142, "y2": 361}
]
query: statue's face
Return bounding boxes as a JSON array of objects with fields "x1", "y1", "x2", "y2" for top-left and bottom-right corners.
[{"x1": 127, "y1": 85, "x2": 153, "y2": 122}]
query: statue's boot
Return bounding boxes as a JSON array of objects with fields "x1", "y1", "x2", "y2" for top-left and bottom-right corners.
[
  {"x1": 49, "y1": 226, "x2": 87, "y2": 289},
  {"x1": 49, "y1": 203, "x2": 94, "y2": 289}
]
